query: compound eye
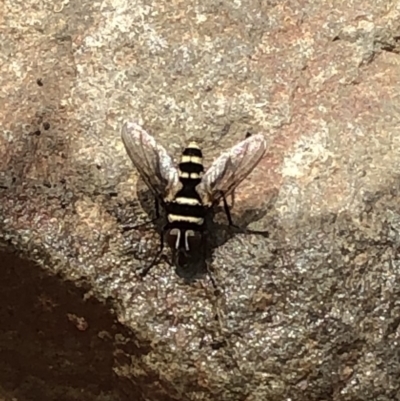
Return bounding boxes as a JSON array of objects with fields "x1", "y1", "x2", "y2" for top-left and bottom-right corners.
[
  {"x1": 185, "y1": 230, "x2": 202, "y2": 251},
  {"x1": 167, "y1": 228, "x2": 180, "y2": 250}
]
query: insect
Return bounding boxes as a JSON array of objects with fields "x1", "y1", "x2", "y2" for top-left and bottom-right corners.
[{"x1": 121, "y1": 122, "x2": 267, "y2": 279}]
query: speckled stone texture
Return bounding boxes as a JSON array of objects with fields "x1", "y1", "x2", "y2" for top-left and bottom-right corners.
[{"x1": 1, "y1": 0, "x2": 400, "y2": 400}]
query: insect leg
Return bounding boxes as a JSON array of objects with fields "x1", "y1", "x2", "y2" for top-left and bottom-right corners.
[
  {"x1": 220, "y1": 192, "x2": 269, "y2": 237},
  {"x1": 202, "y1": 233, "x2": 219, "y2": 294},
  {"x1": 139, "y1": 227, "x2": 165, "y2": 277},
  {"x1": 198, "y1": 229, "x2": 219, "y2": 294},
  {"x1": 221, "y1": 191, "x2": 235, "y2": 227},
  {"x1": 123, "y1": 197, "x2": 161, "y2": 231},
  {"x1": 229, "y1": 191, "x2": 235, "y2": 209},
  {"x1": 206, "y1": 263, "x2": 219, "y2": 295}
]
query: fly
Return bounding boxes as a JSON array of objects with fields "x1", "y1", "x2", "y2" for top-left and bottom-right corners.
[{"x1": 121, "y1": 122, "x2": 267, "y2": 279}]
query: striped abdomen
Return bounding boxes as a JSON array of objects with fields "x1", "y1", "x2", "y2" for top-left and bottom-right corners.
[
  {"x1": 178, "y1": 141, "x2": 204, "y2": 185},
  {"x1": 166, "y1": 141, "x2": 206, "y2": 230}
]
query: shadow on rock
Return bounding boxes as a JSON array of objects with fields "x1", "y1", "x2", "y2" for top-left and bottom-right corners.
[{"x1": 0, "y1": 251, "x2": 168, "y2": 401}]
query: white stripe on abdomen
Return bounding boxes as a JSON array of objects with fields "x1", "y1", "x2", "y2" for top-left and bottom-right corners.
[
  {"x1": 174, "y1": 197, "x2": 201, "y2": 206},
  {"x1": 167, "y1": 214, "x2": 204, "y2": 225}
]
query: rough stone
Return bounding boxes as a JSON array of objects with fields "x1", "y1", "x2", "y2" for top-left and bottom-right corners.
[{"x1": 1, "y1": 0, "x2": 400, "y2": 400}]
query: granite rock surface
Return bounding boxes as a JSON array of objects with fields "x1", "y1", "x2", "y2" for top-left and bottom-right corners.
[{"x1": 1, "y1": 0, "x2": 400, "y2": 400}]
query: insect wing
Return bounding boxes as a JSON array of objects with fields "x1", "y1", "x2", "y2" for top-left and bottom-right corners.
[
  {"x1": 198, "y1": 134, "x2": 266, "y2": 204},
  {"x1": 121, "y1": 122, "x2": 180, "y2": 198}
]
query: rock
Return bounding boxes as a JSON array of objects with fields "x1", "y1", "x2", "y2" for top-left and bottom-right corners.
[{"x1": 1, "y1": 0, "x2": 400, "y2": 400}]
